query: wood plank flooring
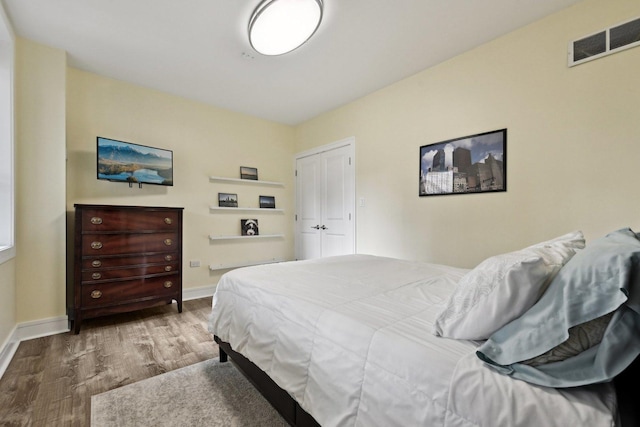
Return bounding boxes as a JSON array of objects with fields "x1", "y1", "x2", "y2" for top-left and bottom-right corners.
[{"x1": 0, "y1": 297, "x2": 219, "y2": 426}]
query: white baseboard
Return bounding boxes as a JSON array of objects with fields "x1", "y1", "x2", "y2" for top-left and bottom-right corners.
[
  {"x1": 0, "y1": 326, "x2": 19, "y2": 380},
  {"x1": 0, "y1": 315, "x2": 69, "y2": 379},
  {"x1": 0, "y1": 286, "x2": 216, "y2": 380},
  {"x1": 183, "y1": 285, "x2": 216, "y2": 301}
]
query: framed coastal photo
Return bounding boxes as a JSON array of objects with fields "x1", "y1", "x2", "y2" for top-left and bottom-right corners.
[
  {"x1": 259, "y1": 195, "x2": 276, "y2": 209},
  {"x1": 240, "y1": 166, "x2": 258, "y2": 180},
  {"x1": 419, "y1": 129, "x2": 507, "y2": 197},
  {"x1": 218, "y1": 193, "x2": 238, "y2": 208},
  {"x1": 241, "y1": 219, "x2": 259, "y2": 236}
]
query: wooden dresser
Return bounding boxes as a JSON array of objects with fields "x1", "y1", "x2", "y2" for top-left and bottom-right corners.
[{"x1": 69, "y1": 204, "x2": 184, "y2": 334}]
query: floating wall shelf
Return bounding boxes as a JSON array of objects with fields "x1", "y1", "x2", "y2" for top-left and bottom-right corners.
[
  {"x1": 209, "y1": 234, "x2": 285, "y2": 241},
  {"x1": 209, "y1": 176, "x2": 284, "y2": 187},
  {"x1": 209, "y1": 206, "x2": 284, "y2": 213},
  {"x1": 209, "y1": 258, "x2": 286, "y2": 271}
]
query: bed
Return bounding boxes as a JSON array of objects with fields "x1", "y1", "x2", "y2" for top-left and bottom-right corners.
[{"x1": 208, "y1": 229, "x2": 640, "y2": 426}]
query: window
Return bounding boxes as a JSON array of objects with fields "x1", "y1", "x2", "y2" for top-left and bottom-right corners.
[{"x1": 0, "y1": 8, "x2": 15, "y2": 264}]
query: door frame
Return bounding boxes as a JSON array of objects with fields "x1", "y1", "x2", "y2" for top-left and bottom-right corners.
[{"x1": 294, "y1": 137, "x2": 356, "y2": 260}]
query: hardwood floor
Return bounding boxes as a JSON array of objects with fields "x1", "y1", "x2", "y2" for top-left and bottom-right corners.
[{"x1": 0, "y1": 297, "x2": 219, "y2": 426}]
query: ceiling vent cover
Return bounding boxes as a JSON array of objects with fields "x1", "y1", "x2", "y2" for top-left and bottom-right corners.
[{"x1": 569, "y1": 16, "x2": 640, "y2": 67}]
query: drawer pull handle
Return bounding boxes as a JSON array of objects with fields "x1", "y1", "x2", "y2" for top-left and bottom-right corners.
[
  {"x1": 165, "y1": 255, "x2": 173, "y2": 261},
  {"x1": 91, "y1": 260, "x2": 102, "y2": 268},
  {"x1": 91, "y1": 241, "x2": 103, "y2": 250},
  {"x1": 164, "y1": 238, "x2": 173, "y2": 246},
  {"x1": 92, "y1": 273, "x2": 102, "y2": 280},
  {"x1": 164, "y1": 217, "x2": 173, "y2": 225},
  {"x1": 90, "y1": 217, "x2": 103, "y2": 225},
  {"x1": 164, "y1": 281, "x2": 173, "y2": 288},
  {"x1": 165, "y1": 266, "x2": 172, "y2": 272},
  {"x1": 91, "y1": 290, "x2": 102, "y2": 299}
]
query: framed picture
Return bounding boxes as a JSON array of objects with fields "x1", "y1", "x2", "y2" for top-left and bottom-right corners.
[
  {"x1": 218, "y1": 193, "x2": 238, "y2": 208},
  {"x1": 259, "y1": 195, "x2": 276, "y2": 209},
  {"x1": 240, "y1": 166, "x2": 258, "y2": 180},
  {"x1": 241, "y1": 219, "x2": 259, "y2": 236},
  {"x1": 419, "y1": 129, "x2": 507, "y2": 197}
]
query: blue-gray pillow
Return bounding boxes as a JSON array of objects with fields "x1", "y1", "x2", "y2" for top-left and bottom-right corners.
[{"x1": 476, "y1": 228, "x2": 640, "y2": 387}]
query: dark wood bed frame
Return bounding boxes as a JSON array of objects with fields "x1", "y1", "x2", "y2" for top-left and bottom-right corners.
[
  {"x1": 215, "y1": 335, "x2": 320, "y2": 427},
  {"x1": 215, "y1": 335, "x2": 639, "y2": 427}
]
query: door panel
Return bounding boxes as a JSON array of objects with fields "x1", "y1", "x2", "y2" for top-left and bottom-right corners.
[
  {"x1": 295, "y1": 141, "x2": 355, "y2": 260},
  {"x1": 296, "y1": 155, "x2": 322, "y2": 259}
]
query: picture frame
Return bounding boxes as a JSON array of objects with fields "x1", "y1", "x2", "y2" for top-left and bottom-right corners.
[
  {"x1": 241, "y1": 219, "x2": 259, "y2": 236},
  {"x1": 218, "y1": 193, "x2": 238, "y2": 208},
  {"x1": 259, "y1": 195, "x2": 276, "y2": 209},
  {"x1": 419, "y1": 129, "x2": 507, "y2": 197},
  {"x1": 240, "y1": 166, "x2": 258, "y2": 180}
]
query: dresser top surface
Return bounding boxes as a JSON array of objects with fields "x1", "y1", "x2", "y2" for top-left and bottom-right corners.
[{"x1": 74, "y1": 204, "x2": 184, "y2": 211}]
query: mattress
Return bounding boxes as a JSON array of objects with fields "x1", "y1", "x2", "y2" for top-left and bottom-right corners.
[{"x1": 208, "y1": 254, "x2": 617, "y2": 427}]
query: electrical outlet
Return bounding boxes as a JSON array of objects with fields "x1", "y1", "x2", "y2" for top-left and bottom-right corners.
[{"x1": 189, "y1": 260, "x2": 201, "y2": 268}]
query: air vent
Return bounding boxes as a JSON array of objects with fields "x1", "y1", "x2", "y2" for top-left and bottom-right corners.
[{"x1": 569, "y1": 17, "x2": 640, "y2": 67}]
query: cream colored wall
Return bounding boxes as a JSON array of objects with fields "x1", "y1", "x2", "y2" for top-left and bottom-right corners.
[
  {"x1": 66, "y1": 68, "x2": 295, "y2": 294},
  {"x1": 295, "y1": 0, "x2": 640, "y2": 268},
  {"x1": 15, "y1": 38, "x2": 67, "y2": 322}
]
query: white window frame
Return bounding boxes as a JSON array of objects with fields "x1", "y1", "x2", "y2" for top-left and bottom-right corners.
[{"x1": 0, "y1": 5, "x2": 15, "y2": 265}]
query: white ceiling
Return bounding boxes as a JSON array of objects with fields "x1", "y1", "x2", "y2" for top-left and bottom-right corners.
[{"x1": 3, "y1": 0, "x2": 583, "y2": 125}]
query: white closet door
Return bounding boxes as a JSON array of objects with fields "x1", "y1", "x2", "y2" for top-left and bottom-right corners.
[
  {"x1": 296, "y1": 154, "x2": 323, "y2": 260},
  {"x1": 295, "y1": 140, "x2": 355, "y2": 260}
]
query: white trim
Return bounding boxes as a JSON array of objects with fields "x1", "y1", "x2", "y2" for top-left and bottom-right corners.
[
  {"x1": 0, "y1": 316, "x2": 69, "y2": 380},
  {"x1": 0, "y1": 245, "x2": 15, "y2": 265},
  {"x1": 183, "y1": 285, "x2": 216, "y2": 300},
  {"x1": 0, "y1": 3, "x2": 15, "y2": 260},
  {"x1": 15, "y1": 316, "x2": 70, "y2": 341},
  {"x1": 295, "y1": 136, "x2": 355, "y2": 160},
  {"x1": 0, "y1": 325, "x2": 18, "y2": 379}
]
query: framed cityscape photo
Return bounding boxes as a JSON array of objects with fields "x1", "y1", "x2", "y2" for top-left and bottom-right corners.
[
  {"x1": 259, "y1": 195, "x2": 276, "y2": 209},
  {"x1": 218, "y1": 193, "x2": 238, "y2": 208},
  {"x1": 240, "y1": 166, "x2": 258, "y2": 180},
  {"x1": 241, "y1": 219, "x2": 259, "y2": 236},
  {"x1": 419, "y1": 129, "x2": 506, "y2": 197}
]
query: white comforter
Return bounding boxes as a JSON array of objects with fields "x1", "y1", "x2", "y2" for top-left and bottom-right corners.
[{"x1": 208, "y1": 255, "x2": 617, "y2": 427}]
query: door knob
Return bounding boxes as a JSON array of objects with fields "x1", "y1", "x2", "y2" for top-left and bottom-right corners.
[
  {"x1": 311, "y1": 225, "x2": 320, "y2": 230},
  {"x1": 320, "y1": 225, "x2": 328, "y2": 230}
]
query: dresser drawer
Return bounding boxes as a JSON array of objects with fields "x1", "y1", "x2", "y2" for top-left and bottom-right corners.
[
  {"x1": 82, "y1": 253, "x2": 179, "y2": 270},
  {"x1": 82, "y1": 232, "x2": 179, "y2": 255},
  {"x1": 81, "y1": 275, "x2": 180, "y2": 307},
  {"x1": 81, "y1": 209, "x2": 180, "y2": 231},
  {"x1": 81, "y1": 262, "x2": 180, "y2": 282}
]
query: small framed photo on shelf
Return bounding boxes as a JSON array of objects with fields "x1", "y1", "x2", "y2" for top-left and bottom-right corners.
[
  {"x1": 218, "y1": 193, "x2": 238, "y2": 208},
  {"x1": 241, "y1": 219, "x2": 259, "y2": 236},
  {"x1": 240, "y1": 166, "x2": 258, "y2": 180},
  {"x1": 259, "y1": 195, "x2": 276, "y2": 209}
]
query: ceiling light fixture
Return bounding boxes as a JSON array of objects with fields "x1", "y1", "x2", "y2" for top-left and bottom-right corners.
[{"x1": 249, "y1": 0, "x2": 323, "y2": 56}]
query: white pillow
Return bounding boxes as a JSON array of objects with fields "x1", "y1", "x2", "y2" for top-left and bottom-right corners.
[{"x1": 433, "y1": 231, "x2": 584, "y2": 340}]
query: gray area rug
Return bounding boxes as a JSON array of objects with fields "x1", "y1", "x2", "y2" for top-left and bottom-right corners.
[{"x1": 91, "y1": 359, "x2": 288, "y2": 426}]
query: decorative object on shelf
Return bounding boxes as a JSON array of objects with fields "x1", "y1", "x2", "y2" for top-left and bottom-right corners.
[
  {"x1": 419, "y1": 128, "x2": 507, "y2": 197},
  {"x1": 241, "y1": 219, "x2": 259, "y2": 236},
  {"x1": 240, "y1": 166, "x2": 258, "y2": 180},
  {"x1": 259, "y1": 195, "x2": 276, "y2": 209},
  {"x1": 218, "y1": 193, "x2": 238, "y2": 208}
]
